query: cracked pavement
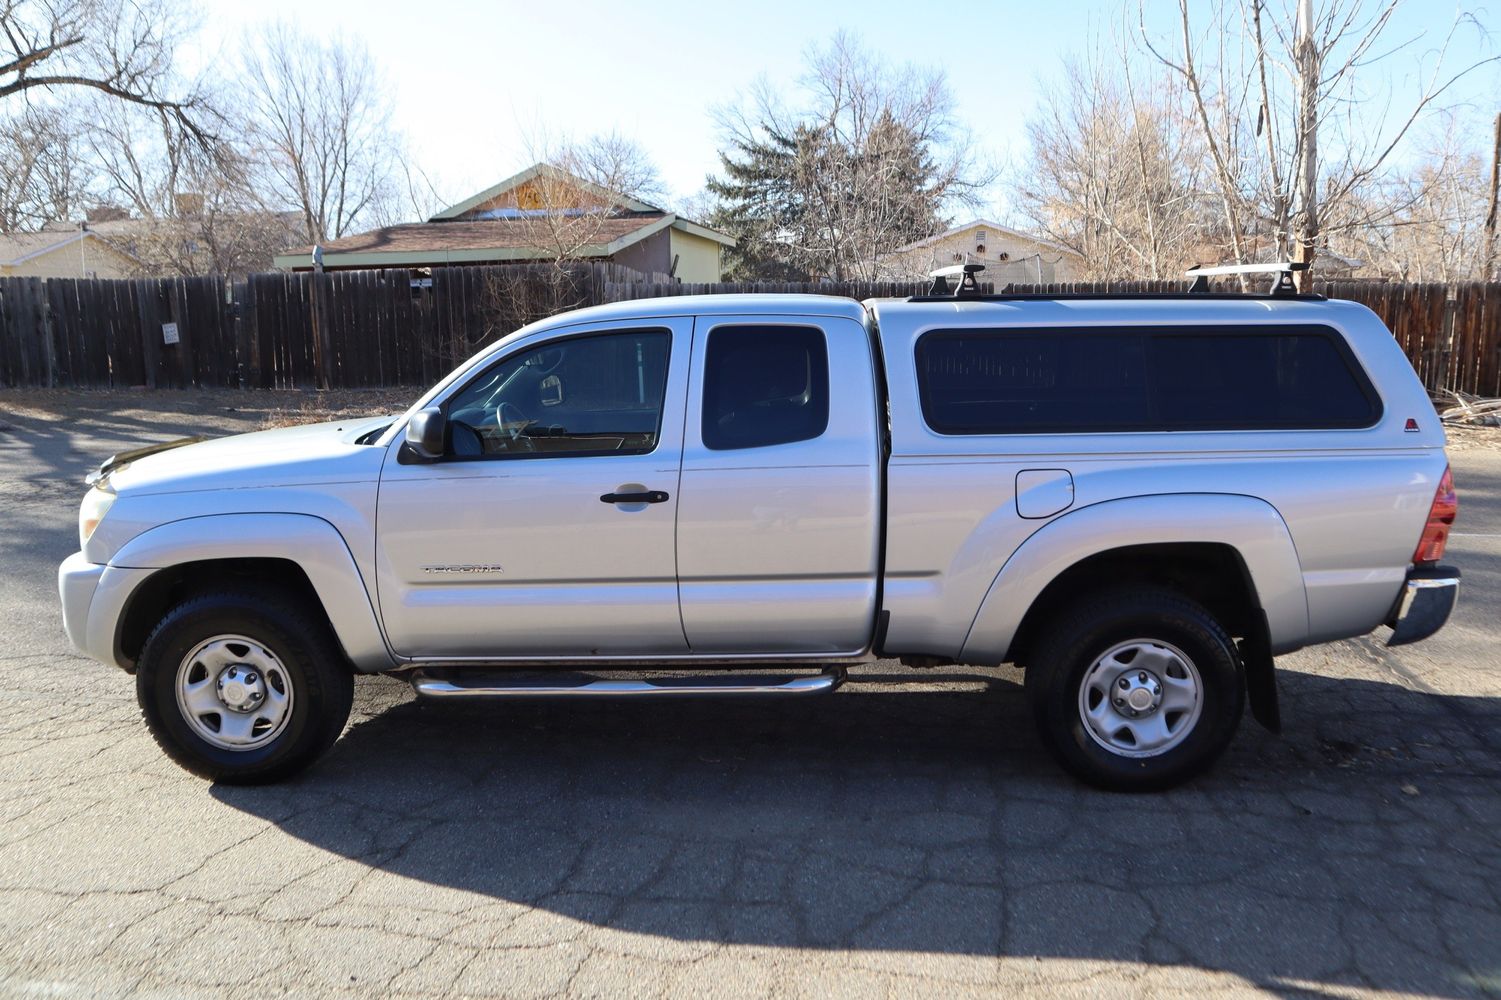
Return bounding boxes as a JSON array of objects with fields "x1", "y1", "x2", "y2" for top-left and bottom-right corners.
[{"x1": 1, "y1": 390, "x2": 1499, "y2": 999}]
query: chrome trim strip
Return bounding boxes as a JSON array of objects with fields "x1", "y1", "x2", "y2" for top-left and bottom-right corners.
[
  {"x1": 403, "y1": 649, "x2": 877, "y2": 668},
  {"x1": 410, "y1": 668, "x2": 847, "y2": 699},
  {"x1": 1406, "y1": 577, "x2": 1460, "y2": 590}
]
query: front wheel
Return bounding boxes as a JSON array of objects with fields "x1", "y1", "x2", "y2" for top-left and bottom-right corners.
[
  {"x1": 1025, "y1": 588, "x2": 1244, "y2": 791},
  {"x1": 136, "y1": 589, "x2": 353, "y2": 784}
]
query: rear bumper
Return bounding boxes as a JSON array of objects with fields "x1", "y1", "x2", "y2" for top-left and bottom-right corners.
[{"x1": 1386, "y1": 564, "x2": 1460, "y2": 647}]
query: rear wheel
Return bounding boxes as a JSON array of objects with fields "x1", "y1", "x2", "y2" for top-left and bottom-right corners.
[
  {"x1": 136, "y1": 589, "x2": 353, "y2": 784},
  {"x1": 1025, "y1": 588, "x2": 1244, "y2": 791}
]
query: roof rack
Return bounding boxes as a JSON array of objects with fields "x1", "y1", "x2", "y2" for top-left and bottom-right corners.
[
  {"x1": 904, "y1": 258, "x2": 1326, "y2": 303},
  {"x1": 1185, "y1": 260, "x2": 1307, "y2": 295},
  {"x1": 927, "y1": 262, "x2": 986, "y2": 297}
]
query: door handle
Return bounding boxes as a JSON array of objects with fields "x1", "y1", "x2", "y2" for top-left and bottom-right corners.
[{"x1": 600, "y1": 490, "x2": 670, "y2": 504}]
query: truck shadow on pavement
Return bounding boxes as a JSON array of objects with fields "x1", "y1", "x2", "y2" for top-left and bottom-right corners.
[{"x1": 215, "y1": 667, "x2": 1501, "y2": 998}]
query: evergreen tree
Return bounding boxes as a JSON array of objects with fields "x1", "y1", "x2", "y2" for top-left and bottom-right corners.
[
  {"x1": 705, "y1": 34, "x2": 989, "y2": 281},
  {"x1": 704, "y1": 125, "x2": 806, "y2": 281}
]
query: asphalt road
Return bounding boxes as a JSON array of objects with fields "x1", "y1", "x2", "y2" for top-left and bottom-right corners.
[{"x1": 1, "y1": 392, "x2": 1499, "y2": 999}]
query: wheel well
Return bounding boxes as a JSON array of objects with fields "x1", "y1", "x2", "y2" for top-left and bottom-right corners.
[
  {"x1": 116, "y1": 558, "x2": 326, "y2": 669},
  {"x1": 1005, "y1": 543, "x2": 1261, "y2": 668}
]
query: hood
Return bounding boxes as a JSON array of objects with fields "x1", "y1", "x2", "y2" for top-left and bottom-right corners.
[{"x1": 102, "y1": 416, "x2": 395, "y2": 496}]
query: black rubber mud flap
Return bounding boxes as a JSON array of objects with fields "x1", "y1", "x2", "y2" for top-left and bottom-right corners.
[{"x1": 1238, "y1": 611, "x2": 1280, "y2": 733}]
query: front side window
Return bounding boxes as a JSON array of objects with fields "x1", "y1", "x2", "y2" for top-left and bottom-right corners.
[
  {"x1": 446, "y1": 330, "x2": 670, "y2": 457},
  {"x1": 701, "y1": 325, "x2": 830, "y2": 450},
  {"x1": 916, "y1": 325, "x2": 1380, "y2": 434}
]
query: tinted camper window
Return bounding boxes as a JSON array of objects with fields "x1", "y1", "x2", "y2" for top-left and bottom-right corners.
[{"x1": 916, "y1": 325, "x2": 1379, "y2": 434}]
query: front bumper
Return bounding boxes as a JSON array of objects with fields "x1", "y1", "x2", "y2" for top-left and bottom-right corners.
[
  {"x1": 1386, "y1": 564, "x2": 1460, "y2": 647},
  {"x1": 58, "y1": 552, "x2": 105, "y2": 656},
  {"x1": 59, "y1": 552, "x2": 153, "y2": 670}
]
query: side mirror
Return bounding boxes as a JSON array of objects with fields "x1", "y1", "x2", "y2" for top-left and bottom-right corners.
[{"x1": 404, "y1": 406, "x2": 446, "y2": 461}]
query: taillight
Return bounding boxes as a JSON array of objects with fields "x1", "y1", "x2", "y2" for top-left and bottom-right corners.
[{"x1": 1413, "y1": 466, "x2": 1457, "y2": 564}]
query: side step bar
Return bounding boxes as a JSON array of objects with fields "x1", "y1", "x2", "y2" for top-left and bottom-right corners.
[{"x1": 410, "y1": 667, "x2": 847, "y2": 700}]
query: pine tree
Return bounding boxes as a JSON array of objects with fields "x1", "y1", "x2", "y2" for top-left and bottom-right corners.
[
  {"x1": 704, "y1": 125, "x2": 807, "y2": 281},
  {"x1": 704, "y1": 35, "x2": 986, "y2": 282}
]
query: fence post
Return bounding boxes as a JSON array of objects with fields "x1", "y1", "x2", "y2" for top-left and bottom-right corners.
[
  {"x1": 1439, "y1": 289, "x2": 1458, "y2": 393},
  {"x1": 35, "y1": 277, "x2": 57, "y2": 387}
]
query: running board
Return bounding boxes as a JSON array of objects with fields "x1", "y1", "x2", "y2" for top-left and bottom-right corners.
[{"x1": 409, "y1": 667, "x2": 847, "y2": 700}]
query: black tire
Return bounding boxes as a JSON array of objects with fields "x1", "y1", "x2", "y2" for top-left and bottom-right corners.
[
  {"x1": 1024, "y1": 587, "x2": 1244, "y2": 792},
  {"x1": 136, "y1": 588, "x2": 354, "y2": 784}
]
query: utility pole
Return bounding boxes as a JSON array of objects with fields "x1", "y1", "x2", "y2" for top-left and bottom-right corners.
[
  {"x1": 1485, "y1": 112, "x2": 1500, "y2": 283},
  {"x1": 1291, "y1": 0, "x2": 1319, "y2": 292}
]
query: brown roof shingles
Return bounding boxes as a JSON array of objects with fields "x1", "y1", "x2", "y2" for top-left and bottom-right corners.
[{"x1": 283, "y1": 213, "x2": 667, "y2": 259}]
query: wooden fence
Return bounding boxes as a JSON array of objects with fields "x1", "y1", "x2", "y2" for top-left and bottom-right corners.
[
  {"x1": 0, "y1": 263, "x2": 665, "y2": 390},
  {"x1": 2, "y1": 265, "x2": 1498, "y2": 396}
]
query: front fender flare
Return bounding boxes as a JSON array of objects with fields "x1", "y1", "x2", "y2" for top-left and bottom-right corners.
[
  {"x1": 958, "y1": 493, "x2": 1309, "y2": 665},
  {"x1": 95, "y1": 513, "x2": 395, "y2": 672}
]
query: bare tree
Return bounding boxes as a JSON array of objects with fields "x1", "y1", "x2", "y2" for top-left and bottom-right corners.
[
  {"x1": 570, "y1": 130, "x2": 666, "y2": 205},
  {"x1": 0, "y1": 0, "x2": 212, "y2": 141},
  {"x1": 1018, "y1": 41, "x2": 1216, "y2": 280},
  {"x1": 0, "y1": 101, "x2": 93, "y2": 231},
  {"x1": 1339, "y1": 113, "x2": 1496, "y2": 281},
  {"x1": 1141, "y1": 0, "x2": 1498, "y2": 287},
  {"x1": 86, "y1": 95, "x2": 297, "y2": 276},
  {"x1": 239, "y1": 24, "x2": 399, "y2": 244}
]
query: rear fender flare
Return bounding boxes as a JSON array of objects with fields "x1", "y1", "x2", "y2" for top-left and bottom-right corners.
[{"x1": 959, "y1": 493, "x2": 1309, "y2": 665}]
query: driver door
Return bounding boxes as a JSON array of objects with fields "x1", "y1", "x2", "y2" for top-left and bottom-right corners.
[{"x1": 375, "y1": 319, "x2": 692, "y2": 658}]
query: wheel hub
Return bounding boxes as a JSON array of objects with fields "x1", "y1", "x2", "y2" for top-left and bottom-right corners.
[
  {"x1": 216, "y1": 665, "x2": 265, "y2": 713},
  {"x1": 1115, "y1": 671, "x2": 1163, "y2": 716},
  {"x1": 175, "y1": 634, "x2": 294, "y2": 752},
  {"x1": 1078, "y1": 639, "x2": 1204, "y2": 759}
]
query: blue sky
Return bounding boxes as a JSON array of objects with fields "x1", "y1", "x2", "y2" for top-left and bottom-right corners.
[{"x1": 189, "y1": 0, "x2": 1499, "y2": 221}]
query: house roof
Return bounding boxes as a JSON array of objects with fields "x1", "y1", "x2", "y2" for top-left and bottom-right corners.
[
  {"x1": 429, "y1": 162, "x2": 665, "y2": 221},
  {"x1": 275, "y1": 161, "x2": 735, "y2": 270},
  {"x1": 891, "y1": 219, "x2": 1083, "y2": 258},
  {"x1": 274, "y1": 212, "x2": 734, "y2": 270},
  {"x1": 283, "y1": 213, "x2": 669, "y2": 256},
  {"x1": 0, "y1": 229, "x2": 138, "y2": 266}
]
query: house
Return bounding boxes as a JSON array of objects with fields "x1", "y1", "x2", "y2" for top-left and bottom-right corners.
[
  {"x1": 876, "y1": 219, "x2": 1085, "y2": 286},
  {"x1": 0, "y1": 229, "x2": 138, "y2": 279},
  {"x1": 274, "y1": 164, "x2": 736, "y2": 282},
  {"x1": 76, "y1": 211, "x2": 303, "y2": 279}
]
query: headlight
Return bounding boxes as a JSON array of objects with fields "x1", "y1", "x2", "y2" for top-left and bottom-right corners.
[{"x1": 79, "y1": 484, "x2": 116, "y2": 547}]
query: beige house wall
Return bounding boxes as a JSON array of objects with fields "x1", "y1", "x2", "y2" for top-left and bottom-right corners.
[
  {"x1": 0, "y1": 238, "x2": 136, "y2": 279},
  {"x1": 880, "y1": 224, "x2": 1084, "y2": 286},
  {"x1": 603, "y1": 227, "x2": 724, "y2": 281},
  {"x1": 668, "y1": 228, "x2": 723, "y2": 283}
]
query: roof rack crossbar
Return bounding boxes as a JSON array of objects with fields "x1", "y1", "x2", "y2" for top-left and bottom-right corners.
[
  {"x1": 927, "y1": 261, "x2": 986, "y2": 297},
  {"x1": 1185, "y1": 260, "x2": 1308, "y2": 296}
]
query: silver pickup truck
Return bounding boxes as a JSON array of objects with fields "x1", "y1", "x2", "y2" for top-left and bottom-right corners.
[{"x1": 58, "y1": 274, "x2": 1460, "y2": 790}]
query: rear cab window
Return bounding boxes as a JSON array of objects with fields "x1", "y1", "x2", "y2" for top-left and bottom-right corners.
[
  {"x1": 915, "y1": 325, "x2": 1381, "y2": 434},
  {"x1": 701, "y1": 325, "x2": 830, "y2": 450}
]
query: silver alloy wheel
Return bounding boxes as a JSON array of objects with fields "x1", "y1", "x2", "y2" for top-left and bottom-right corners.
[
  {"x1": 174, "y1": 634, "x2": 295, "y2": 752},
  {"x1": 1077, "y1": 638, "x2": 1203, "y2": 759}
]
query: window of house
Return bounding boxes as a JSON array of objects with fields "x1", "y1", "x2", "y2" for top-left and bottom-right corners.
[{"x1": 701, "y1": 325, "x2": 829, "y2": 450}]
